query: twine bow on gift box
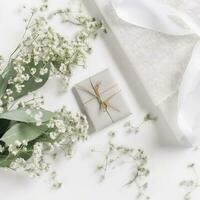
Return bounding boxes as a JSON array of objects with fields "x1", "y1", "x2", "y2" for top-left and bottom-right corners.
[
  {"x1": 75, "y1": 70, "x2": 131, "y2": 131},
  {"x1": 78, "y1": 81, "x2": 120, "y2": 116}
]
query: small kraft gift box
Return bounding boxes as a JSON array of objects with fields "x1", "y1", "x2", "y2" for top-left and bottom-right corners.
[{"x1": 73, "y1": 69, "x2": 131, "y2": 131}]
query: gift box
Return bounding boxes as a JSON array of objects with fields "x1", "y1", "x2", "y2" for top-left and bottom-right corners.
[{"x1": 74, "y1": 69, "x2": 131, "y2": 131}]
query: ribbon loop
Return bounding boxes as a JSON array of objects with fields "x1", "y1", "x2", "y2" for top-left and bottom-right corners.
[{"x1": 78, "y1": 80, "x2": 120, "y2": 113}]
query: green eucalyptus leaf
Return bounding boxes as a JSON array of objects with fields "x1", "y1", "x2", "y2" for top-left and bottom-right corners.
[
  {"x1": 0, "y1": 108, "x2": 53, "y2": 123},
  {"x1": 2, "y1": 62, "x2": 14, "y2": 77},
  {"x1": 0, "y1": 63, "x2": 15, "y2": 99},
  {"x1": 0, "y1": 147, "x2": 33, "y2": 168},
  {"x1": 0, "y1": 119, "x2": 10, "y2": 138},
  {"x1": 0, "y1": 75, "x2": 7, "y2": 98},
  {"x1": 0, "y1": 61, "x2": 51, "y2": 107},
  {"x1": 0, "y1": 154, "x2": 14, "y2": 167},
  {"x1": 7, "y1": 61, "x2": 51, "y2": 101},
  {"x1": 0, "y1": 75, "x2": 3, "y2": 83},
  {"x1": 0, "y1": 75, "x2": 3, "y2": 96},
  {"x1": 16, "y1": 145, "x2": 34, "y2": 161},
  {"x1": 1, "y1": 123, "x2": 48, "y2": 145}
]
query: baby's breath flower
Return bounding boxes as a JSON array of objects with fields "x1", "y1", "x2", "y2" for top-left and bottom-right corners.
[
  {"x1": 6, "y1": 89, "x2": 13, "y2": 96},
  {"x1": 50, "y1": 132, "x2": 58, "y2": 140},
  {"x1": 15, "y1": 83, "x2": 25, "y2": 93},
  {"x1": 0, "y1": 99, "x2": 3, "y2": 106},
  {"x1": 10, "y1": 158, "x2": 26, "y2": 170},
  {"x1": 0, "y1": 144, "x2": 5, "y2": 153},
  {"x1": 48, "y1": 143, "x2": 55, "y2": 152},
  {"x1": 8, "y1": 97, "x2": 14, "y2": 103},
  {"x1": 34, "y1": 111, "x2": 43, "y2": 126},
  {"x1": 54, "y1": 119, "x2": 66, "y2": 133},
  {"x1": 39, "y1": 67, "x2": 48, "y2": 75},
  {"x1": 8, "y1": 144, "x2": 18, "y2": 156},
  {"x1": 30, "y1": 68, "x2": 37, "y2": 75},
  {"x1": 35, "y1": 77, "x2": 43, "y2": 83},
  {"x1": 46, "y1": 106, "x2": 88, "y2": 156},
  {"x1": 22, "y1": 140, "x2": 28, "y2": 146},
  {"x1": 15, "y1": 140, "x2": 22, "y2": 147},
  {"x1": 18, "y1": 94, "x2": 44, "y2": 110}
]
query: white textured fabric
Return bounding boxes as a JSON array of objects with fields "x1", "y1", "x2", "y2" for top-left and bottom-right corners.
[
  {"x1": 109, "y1": 0, "x2": 200, "y2": 145},
  {"x1": 94, "y1": 0, "x2": 198, "y2": 106},
  {"x1": 93, "y1": 0, "x2": 200, "y2": 146},
  {"x1": 180, "y1": 0, "x2": 200, "y2": 34},
  {"x1": 178, "y1": 41, "x2": 200, "y2": 144}
]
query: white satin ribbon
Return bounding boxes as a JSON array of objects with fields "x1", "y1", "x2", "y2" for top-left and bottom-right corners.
[
  {"x1": 112, "y1": 0, "x2": 200, "y2": 145},
  {"x1": 112, "y1": 0, "x2": 193, "y2": 35}
]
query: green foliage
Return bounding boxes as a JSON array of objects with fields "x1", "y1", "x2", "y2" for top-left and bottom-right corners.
[
  {"x1": 7, "y1": 62, "x2": 50, "y2": 101},
  {"x1": 0, "y1": 145, "x2": 33, "y2": 168},
  {"x1": 0, "y1": 63, "x2": 16, "y2": 99},
  {"x1": 0, "y1": 75, "x2": 4, "y2": 98},
  {"x1": 1, "y1": 123, "x2": 48, "y2": 145},
  {"x1": 0, "y1": 0, "x2": 98, "y2": 186},
  {"x1": 0, "y1": 119, "x2": 10, "y2": 138},
  {"x1": 0, "y1": 154, "x2": 16, "y2": 167},
  {"x1": 0, "y1": 108, "x2": 53, "y2": 123}
]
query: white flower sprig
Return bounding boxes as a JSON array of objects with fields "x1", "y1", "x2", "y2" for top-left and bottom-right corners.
[
  {"x1": 46, "y1": 106, "x2": 88, "y2": 156},
  {"x1": 180, "y1": 163, "x2": 200, "y2": 200},
  {"x1": 92, "y1": 133, "x2": 150, "y2": 200},
  {"x1": 124, "y1": 113, "x2": 157, "y2": 134}
]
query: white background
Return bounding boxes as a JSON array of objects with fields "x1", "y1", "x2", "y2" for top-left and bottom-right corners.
[{"x1": 0, "y1": 0, "x2": 200, "y2": 200}]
